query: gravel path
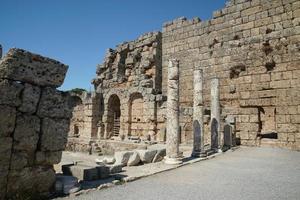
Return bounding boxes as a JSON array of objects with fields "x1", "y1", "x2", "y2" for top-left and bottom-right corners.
[{"x1": 71, "y1": 147, "x2": 300, "y2": 200}]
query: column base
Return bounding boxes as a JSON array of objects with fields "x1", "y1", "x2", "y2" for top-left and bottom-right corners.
[
  {"x1": 217, "y1": 148, "x2": 223, "y2": 153},
  {"x1": 164, "y1": 156, "x2": 183, "y2": 165},
  {"x1": 210, "y1": 148, "x2": 222, "y2": 154},
  {"x1": 191, "y1": 150, "x2": 207, "y2": 158}
]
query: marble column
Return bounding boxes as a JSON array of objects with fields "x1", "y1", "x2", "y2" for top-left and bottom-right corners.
[
  {"x1": 191, "y1": 69, "x2": 206, "y2": 157},
  {"x1": 165, "y1": 59, "x2": 182, "y2": 165},
  {"x1": 210, "y1": 78, "x2": 221, "y2": 152}
]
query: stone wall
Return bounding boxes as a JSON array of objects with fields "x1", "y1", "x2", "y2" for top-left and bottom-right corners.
[
  {"x1": 0, "y1": 48, "x2": 72, "y2": 199},
  {"x1": 71, "y1": 0, "x2": 300, "y2": 151},
  {"x1": 68, "y1": 91, "x2": 101, "y2": 139},
  {"x1": 162, "y1": 0, "x2": 300, "y2": 149},
  {"x1": 93, "y1": 32, "x2": 163, "y2": 140}
]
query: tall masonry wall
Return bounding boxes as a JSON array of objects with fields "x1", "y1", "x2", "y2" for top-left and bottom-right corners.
[
  {"x1": 0, "y1": 48, "x2": 72, "y2": 199},
  {"x1": 162, "y1": 0, "x2": 300, "y2": 149}
]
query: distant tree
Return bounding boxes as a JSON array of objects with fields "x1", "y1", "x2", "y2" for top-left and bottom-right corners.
[{"x1": 69, "y1": 88, "x2": 87, "y2": 95}]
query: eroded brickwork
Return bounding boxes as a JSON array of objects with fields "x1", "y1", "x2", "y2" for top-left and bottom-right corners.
[
  {"x1": 92, "y1": 32, "x2": 163, "y2": 141},
  {"x1": 69, "y1": 0, "x2": 300, "y2": 151},
  {"x1": 162, "y1": 0, "x2": 300, "y2": 149},
  {"x1": 0, "y1": 49, "x2": 71, "y2": 199}
]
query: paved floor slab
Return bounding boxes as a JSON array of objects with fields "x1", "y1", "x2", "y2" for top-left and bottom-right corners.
[{"x1": 69, "y1": 147, "x2": 300, "y2": 200}]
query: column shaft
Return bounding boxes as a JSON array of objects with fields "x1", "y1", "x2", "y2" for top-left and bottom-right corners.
[
  {"x1": 192, "y1": 69, "x2": 205, "y2": 157},
  {"x1": 210, "y1": 78, "x2": 221, "y2": 151},
  {"x1": 165, "y1": 59, "x2": 182, "y2": 164}
]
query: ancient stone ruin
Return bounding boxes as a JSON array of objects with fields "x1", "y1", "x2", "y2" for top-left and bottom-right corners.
[
  {"x1": 68, "y1": 0, "x2": 300, "y2": 152},
  {"x1": 0, "y1": 48, "x2": 72, "y2": 199},
  {"x1": 1, "y1": 0, "x2": 300, "y2": 198}
]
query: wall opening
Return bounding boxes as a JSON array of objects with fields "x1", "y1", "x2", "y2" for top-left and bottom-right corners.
[
  {"x1": 74, "y1": 125, "x2": 80, "y2": 137},
  {"x1": 129, "y1": 93, "x2": 144, "y2": 137},
  {"x1": 107, "y1": 94, "x2": 121, "y2": 138}
]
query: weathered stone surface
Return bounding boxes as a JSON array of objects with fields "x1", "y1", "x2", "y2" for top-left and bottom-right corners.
[
  {"x1": 97, "y1": 165, "x2": 110, "y2": 179},
  {"x1": 165, "y1": 59, "x2": 182, "y2": 164},
  {"x1": 152, "y1": 148, "x2": 166, "y2": 163},
  {"x1": 0, "y1": 48, "x2": 68, "y2": 87},
  {"x1": 14, "y1": 114, "x2": 40, "y2": 152},
  {"x1": 19, "y1": 83, "x2": 41, "y2": 114},
  {"x1": 127, "y1": 151, "x2": 141, "y2": 166},
  {"x1": 0, "y1": 79, "x2": 23, "y2": 107},
  {"x1": 109, "y1": 164, "x2": 123, "y2": 174},
  {"x1": 0, "y1": 137, "x2": 13, "y2": 171},
  {"x1": 35, "y1": 151, "x2": 62, "y2": 165},
  {"x1": 6, "y1": 166, "x2": 55, "y2": 199},
  {"x1": 114, "y1": 151, "x2": 134, "y2": 166},
  {"x1": 40, "y1": 117, "x2": 69, "y2": 151},
  {"x1": 55, "y1": 175, "x2": 79, "y2": 195},
  {"x1": 192, "y1": 69, "x2": 204, "y2": 157},
  {"x1": 136, "y1": 149, "x2": 157, "y2": 164},
  {"x1": 0, "y1": 171, "x2": 8, "y2": 200},
  {"x1": 62, "y1": 164, "x2": 99, "y2": 181},
  {"x1": 0, "y1": 47, "x2": 71, "y2": 199},
  {"x1": 37, "y1": 87, "x2": 72, "y2": 119},
  {"x1": 95, "y1": 157, "x2": 116, "y2": 165},
  {"x1": 10, "y1": 151, "x2": 29, "y2": 170},
  {"x1": 0, "y1": 105, "x2": 16, "y2": 138}
]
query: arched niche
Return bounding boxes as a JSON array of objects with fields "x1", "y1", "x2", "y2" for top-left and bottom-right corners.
[
  {"x1": 106, "y1": 94, "x2": 121, "y2": 138},
  {"x1": 128, "y1": 93, "x2": 144, "y2": 137}
]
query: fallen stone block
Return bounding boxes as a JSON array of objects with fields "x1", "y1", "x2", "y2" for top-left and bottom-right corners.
[
  {"x1": 127, "y1": 151, "x2": 141, "y2": 166},
  {"x1": 152, "y1": 148, "x2": 166, "y2": 163},
  {"x1": 95, "y1": 157, "x2": 115, "y2": 165},
  {"x1": 97, "y1": 165, "x2": 110, "y2": 179},
  {"x1": 55, "y1": 175, "x2": 80, "y2": 195},
  {"x1": 0, "y1": 48, "x2": 68, "y2": 87},
  {"x1": 62, "y1": 164, "x2": 99, "y2": 181},
  {"x1": 109, "y1": 164, "x2": 123, "y2": 174},
  {"x1": 114, "y1": 151, "x2": 134, "y2": 166},
  {"x1": 136, "y1": 149, "x2": 157, "y2": 164}
]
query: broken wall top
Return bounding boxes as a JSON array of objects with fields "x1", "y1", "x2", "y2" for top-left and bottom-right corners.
[{"x1": 0, "y1": 48, "x2": 68, "y2": 88}]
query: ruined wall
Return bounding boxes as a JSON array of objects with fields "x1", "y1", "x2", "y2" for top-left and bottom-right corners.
[
  {"x1": 0, "y1": 48, "x2": 71, "y2": 199},
  {"x1": 66, "y1": 92, "x2": 102, "y2": 152},
  {"x1": 93, "y1": 32, "x2": 163, "y2": 140},
  {"x1": 162, "y1": 0, "x2": 300, "y2": 149}
]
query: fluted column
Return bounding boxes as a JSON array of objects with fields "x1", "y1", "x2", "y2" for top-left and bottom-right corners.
[
  {"x1": 210, "y1": 78, "x2": 221, "y2": 152},
  {"x1": 191, "y1": 69, "x2": 206, "y2": 157},
  {"x1": 165, "y1": 59, "x2": 182, "y2": 165}
]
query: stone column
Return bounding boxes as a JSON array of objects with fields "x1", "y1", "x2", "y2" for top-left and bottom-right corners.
[
  {"x1": 165, "y1": 59, "x2": 182, "y2": 165},
  {"x1": 0, "y1": 44, "x2": 2, "y2": 59},
  {"x1": 210, "y1": 78, "x2": 221, "y2": 152},
  {"x1": 191, "y1": 69, "x2": 206, "y2": 157}
]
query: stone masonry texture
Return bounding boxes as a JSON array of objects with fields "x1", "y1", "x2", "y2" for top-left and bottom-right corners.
[
  {"x1": 69, "y1": 0, "x2": 300, "y2": 152},
  {"x1": 0, "y1": 48, "x2": 72, "y2": 199}
]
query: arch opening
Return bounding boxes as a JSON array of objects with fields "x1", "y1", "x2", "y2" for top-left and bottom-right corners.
[
  {"x1": 128, "y1": 93, "x2": 144, "y2": 137},
  {"x1": 107, "y1": 94, "x2": 121, "y2": 138}
]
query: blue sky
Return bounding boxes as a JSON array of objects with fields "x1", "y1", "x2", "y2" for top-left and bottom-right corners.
[{"x1": 0, "y1": 0, "x2": 227, "y2": 91}]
